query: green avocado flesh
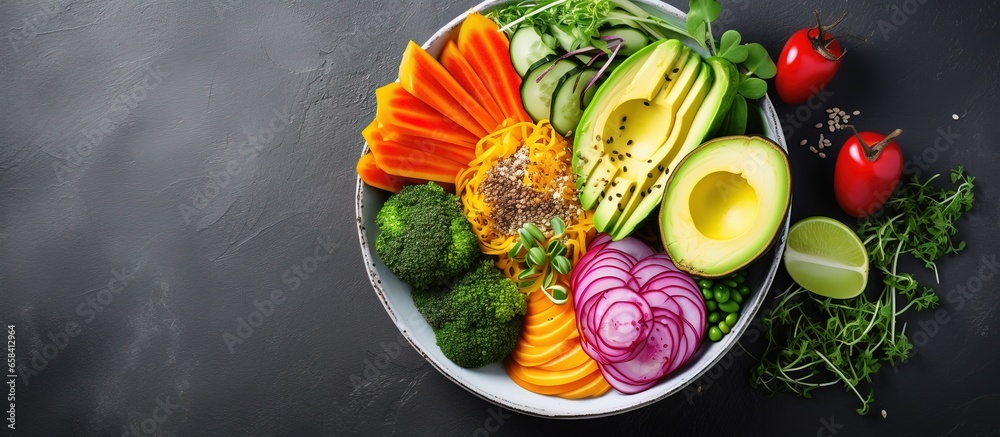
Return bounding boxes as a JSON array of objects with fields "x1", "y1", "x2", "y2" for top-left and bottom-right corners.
[
  {"x1": 572, "y1": 39, "x2": 738, "y2": 240},
  {"x1": 659, "y1": 135, "x2": 791, "y2": 278}
]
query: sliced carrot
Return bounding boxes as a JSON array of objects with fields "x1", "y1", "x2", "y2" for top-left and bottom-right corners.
[
  {"x1": 506, "y1": 360, "x2": 603, "y2": 395},
  {"x1": 457, "y1": 13, "x2": 531, "y2": 123},
  {"x1": 398, "y1": 41, "x2": 498, "y2": 137},
  {"x1": 364, "y1": 121, "x2": 474, "y2": 166},
  {"x1": 440, "y1": 41, "x2": 507, "y2": 125},
  {"x1": 558, "y1": 373, "x2": 612, "y2": 399},
  {"x1": 510, "y1": 358, "x2": 598, "y2": 386},
  {"x1": 537, "y1": 344, "x2": 592, "y2": 372},
  {"x1": 356, "y1": 152, "x2": 412, "y2": 193},
  {"x1": 375, "y1": 83, "x2": 480, "y2": 148},
  {"x1": 367, "y1": 139, "x2": 464, "y2": 184}
]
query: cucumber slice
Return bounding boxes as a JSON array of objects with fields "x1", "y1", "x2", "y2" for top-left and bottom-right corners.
[
  {"x1": 510, "y1": 26, "x2": 557, "y2": 77},
  {"x1": 521, "y1": 57, "x2": 581, "y2": 123},
  {"x1": 550, "y1": 67, "x2": 601, "y2": 136},
  {"x1": 599, "y1": 25, "x2": 649, "y2": 57}
]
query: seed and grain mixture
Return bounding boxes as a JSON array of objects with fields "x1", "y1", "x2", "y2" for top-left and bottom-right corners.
[{"x1": 479, "y1": 146, "x2": 581, "y2": 236}]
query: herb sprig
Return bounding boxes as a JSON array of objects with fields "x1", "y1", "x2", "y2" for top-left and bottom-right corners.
[{"x1": 753, "y1": 167, "x2": 976, "y2": 414}]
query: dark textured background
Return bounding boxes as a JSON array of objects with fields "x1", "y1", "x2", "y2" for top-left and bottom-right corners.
[{"x1": 1, "y1": 0, "x2": 998, "y2": 435}]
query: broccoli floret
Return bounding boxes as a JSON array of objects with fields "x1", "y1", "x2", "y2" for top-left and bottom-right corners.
[
  {"x1": 375, "y1": 182, "x2": 480, "y2": 290},
  {"x1": 412, "y1": 260, "x2": 527, "y2": 368}
]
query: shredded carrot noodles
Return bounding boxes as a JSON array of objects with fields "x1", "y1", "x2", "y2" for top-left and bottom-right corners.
[{"x1": 456, "y1": 120, "x2": 595, "y2": 294}]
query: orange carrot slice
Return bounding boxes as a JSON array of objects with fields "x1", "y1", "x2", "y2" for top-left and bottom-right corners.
[
  {"x1": 398, "y1": 41, "x2": 498, "y2": 137},
  {"x1": 367, "y1": 138, "x2": 464, "y2": 184},
  {"x1": 364, "y1": 121, "x2": 474, "y2": 166},
  {"x1": 356, "y1": 152, "x2": 412, "y2": 193},
  {"x1": 375, "y1": 83, "x2": 480, "y2": 148},
  {"x1": 457, "y1": 13, "x2": 531, "y2": 124},
  {"x1": 440, "y1": 41, "x2": 507, "y2": 125}
]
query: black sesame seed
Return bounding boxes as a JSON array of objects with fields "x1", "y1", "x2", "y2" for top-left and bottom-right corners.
[
  {"x1": 619, "y1": 125, "x2": 625, "y2": 130},
  {"x1": 608, "y1": 137, "x2": 614, "y2": 144},
  {"x1": 623, "y1": 166, "x2": 628, "y2": 172},
  {"x1": 629, "y1": 186, "x2": 635, "y2": 193},
  {"x1": 666, "y1": 77, "x2": 672, "y2": 82},
  {"x1": 610, "y1": 157, "x2": 616, "y2": 162},
  {"x1": 657, "y1": 165, "x2": 664, "y2": 171},
  {"x1": 647, "y1": 173, "x2": 653, "y2": 178},
  {"x1": 640, "y1": 192, "x2": 646, "y2": 197},
  {"x1": 647, "y1": 159, "x2": 652, "y2": 163},
  {"x1": 627, "y1": 140, "x2": 633, "y2": 145},
  {"x1": 643, "y1": 101, "x2": 650, "y2": 106},
  {"x1": 672, "y1": 68, "x2": 679, "y2": 73},
  {"x1": 622, "y1": 116, "x2": 627, "y2": 122},
  {"x1": 608, "y1": 195, "x2": 613, "y2": 201},
  {"x1": 615, "y1": 193, "x2": 622, "y2": 198}
]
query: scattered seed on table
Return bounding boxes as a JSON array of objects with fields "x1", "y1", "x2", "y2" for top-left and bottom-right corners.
[
  {"x1": 815, "y1": 123, "x2": 823, "y2": 128},
  {"x1": 853, "y1": 110, "x2": 861, "y2": 115},
  {"x1": 800, "y1": 139, "x2": 808, "y2": 146},
  {"x1": 952, "y1": 113, "x2": 960, "y2": 120},
  {"x1": 819, "y1": 152, "x2": 827, "y2": 158},
  {"x1": 829, "y1": 125, "x2": 835, "y2": 132},
  {"x1": 832, "y1": 107, "x2": 840, "y2": 113},
  {"x1": 810, "y1": 146, "x2": 818, "y2": 153}
]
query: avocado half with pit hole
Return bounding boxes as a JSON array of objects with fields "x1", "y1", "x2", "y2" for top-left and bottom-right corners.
[{"x1": 659, "y1": 135, "x2": 791, "y2": 278}]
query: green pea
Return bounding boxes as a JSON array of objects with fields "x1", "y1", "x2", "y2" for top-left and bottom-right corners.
[
  {"x1": 706, "y1": 300, "x2": 718, "y2": 312},
  {"x1": 708, "y1": 327, "x2": 723, "y2": 342},
  {"x1": 739, "y1": 285, "x2": 750, "y2": 296},
  {"x1": 723, "y1": 279, "x2": 738, "y2": 288},
  {"x1": 714, "y1": 284, "x2": 730, "y2": 303},
  {"x1": 725, "y1": 313, "x2": 738, "y2": 326},
  {"x1": 702, "y1": 288, "x2": 713, "y2": 301},
  {"x1": 698, "y1": 279, "x2": 714, "y2": 289},
  {"x1": 734, "y1": 272, "x2": 746, "y2": 283},
  {"x1": 708, "y1": 311, "x2": 720, "y2": 324},
  {"x1": 718, "y1": 321, "x2": 731, "y2": 334},
  {"x1": 718, "y1": 301, "x2": 739, "y2": 313},
  {"x1": 731, "y1": 291, "x2": 744, "y2": 305}
]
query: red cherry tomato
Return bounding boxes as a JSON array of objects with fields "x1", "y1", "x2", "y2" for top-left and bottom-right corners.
[
  {"x1": 775, "y1": 14, "x2": 844, "y2": 105},
  {"x1": 833, "y1": 129, "x2": 904, "y2": 218}
]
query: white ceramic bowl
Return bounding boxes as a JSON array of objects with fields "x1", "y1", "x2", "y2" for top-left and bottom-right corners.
[{"x1": 355, "y1": 0, "x2": 790, "y2": 418}]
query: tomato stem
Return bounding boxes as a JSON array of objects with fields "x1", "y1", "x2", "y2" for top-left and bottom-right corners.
[
  {"x1": 844, "y1": 125, "x2": 902, "y2": 162},
  {"x1": 811, "y1": 10, "x2": 846, "y2": 61}
]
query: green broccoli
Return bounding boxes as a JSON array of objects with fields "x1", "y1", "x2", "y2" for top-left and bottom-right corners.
[
  {"x1": 375, "y1": 182, "x2": 480, "y2": 291},
  {"x1": 412, "y1": 260, "x2": 527, "y2": 368}
]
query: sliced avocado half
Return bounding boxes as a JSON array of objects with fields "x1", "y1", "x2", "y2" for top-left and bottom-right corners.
[
  {"x1": 573, "y1": 40, "x2": 739, "y2": 240},
  {"x1": 659, "y1": 135, "x2": 791, "y2": 278}
]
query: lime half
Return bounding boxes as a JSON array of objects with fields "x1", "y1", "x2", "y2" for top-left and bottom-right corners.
[{"x1": 783, "y1": 216, "x2": 869, "y2": 299}]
